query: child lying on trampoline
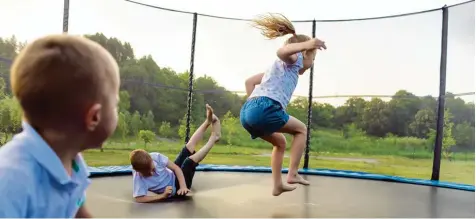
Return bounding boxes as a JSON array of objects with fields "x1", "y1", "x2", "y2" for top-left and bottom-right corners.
[{"x1": 129, "y1": 104, "x2": 221, "y2": 203}]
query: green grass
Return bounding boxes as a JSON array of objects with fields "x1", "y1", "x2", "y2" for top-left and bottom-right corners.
[
  {"x1": 83, "y1": 139, "x2": 475, "y2": 186},
  {"x1": 184, "y1": 123, "x2": 475, "y2": 160}
]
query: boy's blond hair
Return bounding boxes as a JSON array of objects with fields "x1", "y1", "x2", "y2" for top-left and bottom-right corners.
[
  {"x1": 130, "y1": 149, "x2": 153, "y2": 176},
  {"x1": 10, "y1": 34, "x2": 117, "y2": 128},
  {"x1": 251, "y1": 13, "x2": 311, "y2": 44}
]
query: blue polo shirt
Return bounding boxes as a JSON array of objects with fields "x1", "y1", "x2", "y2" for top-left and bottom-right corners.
[{"x1": 0, "y1": 121, "x2": 91, "y2": 218}]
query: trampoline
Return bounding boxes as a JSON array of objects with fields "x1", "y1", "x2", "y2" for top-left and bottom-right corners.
[{"x1": 86, "y1": 165, "x2": 475, "y2": 218}]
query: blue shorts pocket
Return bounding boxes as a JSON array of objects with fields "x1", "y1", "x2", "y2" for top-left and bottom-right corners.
[{"x1": 240, "y1": 97, "x2": 289, "y2": 139}]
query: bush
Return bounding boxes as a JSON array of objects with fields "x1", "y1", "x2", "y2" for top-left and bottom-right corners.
[{"x1": 138, "y1": 130, "x2": 155, "y2": 148}]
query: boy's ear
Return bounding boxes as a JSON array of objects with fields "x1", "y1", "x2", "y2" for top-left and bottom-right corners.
[{"x1": 85, "y1": 103, "x2": 102, "y2": 131}]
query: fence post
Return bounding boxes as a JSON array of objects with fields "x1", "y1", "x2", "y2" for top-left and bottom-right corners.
[
  {"x1": 185, "y1": 13, "x2": 198, "y2": 143},
  {"x1": 303, "y1": 19, "x2": 317, "y2": 169},
  {"x1": 431, "y1": 6, "x2": 449, "y2": 181},
  {"x1": 63, "y1": 0, "x2": 70, "y2": 33}
]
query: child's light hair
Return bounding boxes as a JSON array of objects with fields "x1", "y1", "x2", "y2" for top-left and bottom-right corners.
[
  {"x1": 10, "y1": 34, "x2": 118, "y2": 128},
  {"x1": 251, "y1": 13, "x2": 311, "y2": 44}
]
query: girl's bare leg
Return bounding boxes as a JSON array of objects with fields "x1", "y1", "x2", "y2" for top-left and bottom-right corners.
[
  {"x1": 278, "y1": 116, "x2": 310, "y2": 185},
  {"x1": 261, "y1": 133, "x2": 296, "y2": 196}
]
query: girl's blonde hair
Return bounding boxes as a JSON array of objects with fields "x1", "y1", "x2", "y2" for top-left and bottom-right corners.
[{"x1": 251, "y1": 13, "x2": 310, "y2": 44}]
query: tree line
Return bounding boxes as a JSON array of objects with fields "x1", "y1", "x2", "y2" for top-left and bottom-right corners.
[{"x1": 0, "y1": 34, "x2": 474, "y2": 152}]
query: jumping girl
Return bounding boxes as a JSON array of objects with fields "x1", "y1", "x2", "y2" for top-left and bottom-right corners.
[{"x1": 240, "y1": 13, "x2": 326, "y2": 196}]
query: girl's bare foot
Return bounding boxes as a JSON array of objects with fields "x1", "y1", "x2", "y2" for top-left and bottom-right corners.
[
  {"x1": 206, "y1": 104, "x2": 214, "y2": 124},
  {"x1": 272, "y1": 184, "x2": 296, "y2": 196},
  {"x1": 287, "y1": 174, "x2": 310, "y2": 185}
]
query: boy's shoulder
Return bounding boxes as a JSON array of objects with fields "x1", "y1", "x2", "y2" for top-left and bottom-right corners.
[
  {"x1": 0, "y1": 156, "x2": 36, "y2": 218},
  {"x1": 0, "y1": 133, "x2": 45, "y2": 182},
  {"x1": 0, "y1": 139, "x2": 39, "y2": 197},
  {"x1": 0, "y1": 122, "x2": 90, "y2": 185}
]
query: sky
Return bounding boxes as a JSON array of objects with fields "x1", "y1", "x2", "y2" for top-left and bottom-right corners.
[{"x1": 0, "y1": 0, "x2": 474, "y2": 106}]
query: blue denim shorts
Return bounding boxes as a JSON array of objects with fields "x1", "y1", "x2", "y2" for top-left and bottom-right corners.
[{"x1": 240, "y1": 96, "x2": 290, "y2": 139}]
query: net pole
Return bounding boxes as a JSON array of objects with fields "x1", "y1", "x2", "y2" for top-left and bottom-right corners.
[
  {"x1": 431, "y1": 6, "x2": 449, "y2": 181},
  {"x1": 63, "y1": 0, "x2": 70, "y2": 33},
  {"x1": 185, "y1": 13, "x2": 198, "y2": 143},
  {"x1": 303, "y1": 19, "x2": 316, "y2": 169}
]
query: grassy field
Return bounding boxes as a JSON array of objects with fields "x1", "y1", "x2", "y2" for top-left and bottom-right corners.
[{"x1": 83, "y1": 138, "x2": 475, "y2": 186}]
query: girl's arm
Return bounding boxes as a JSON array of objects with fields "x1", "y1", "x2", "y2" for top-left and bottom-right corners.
[
  {"x1": 277, "y1": 38, "x2": 326, "y2": 64},
  {"x1": 245, "y1": 73, "x2": 264, "y2": 96}
]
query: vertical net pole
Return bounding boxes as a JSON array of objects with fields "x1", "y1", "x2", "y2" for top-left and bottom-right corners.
[
  {"x1": 431, "y1": 6, "x2": 449, "y2": 181},
  {"x1": 303, "y1": 20, "x2": 316, "y2": 169},
  {"x1": 185, "y1": 13, "x2": 198, "y2": 143},
  {"x1": 63, "y1": 0, "x2": 69, "y2": 33}
]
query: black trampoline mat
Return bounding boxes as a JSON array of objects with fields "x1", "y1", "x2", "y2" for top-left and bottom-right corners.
[{"x1": 86, "y1": 172, "x2": 475, "y2": 218}]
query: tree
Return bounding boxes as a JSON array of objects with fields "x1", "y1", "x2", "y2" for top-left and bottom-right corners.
[
  {"x1": 0, "y1": 36, "x2": 26, "y2": 95},
  {"x1": 445, "y1": 93, "x2": 469, "y2": 125},
  {"x1": 0, "y1": 78, "x2": 6, "y2": 100},
  {"x1": 118, "y1": 90, "x2": 131, "y2": 113},
  {"x1": 333, "y1": 97, "x2": 367, "y2": 128},
  {"x1": 0, "y1": 97, "x2": 22, "y2": 134},
  {"x1": 130, "y1": 111, "x2": 142, "y2": 136},
  {"x1": 115, "y1": 112, "x2": 129, "y2": 141},
  {"x1": 286, "y1": 97, "x2": 308, "y2": 123},
  {"x1": 178, "y1": 113, "x2": 196, "y2": 142},
  {"x1": 138, "y1": 130, "x2": 155, "y2": 148},
  {"x1": 84, "y1": 33, "x2": 135, "y2": 65},
  {"x1": 141, "y1": 110, "x2": 155, "y2": 131},
  {"x1": 361, "y1": 98, "x2": 391, "y2": 137},
  {"x1": 441, "y1": 109, "x2": 456, "y2": 160},
  {"x1": 387, "y1": 90, "x2": 421, "y2": 136},
  {"x1": 311, "y1": 102, "x2": 334, "y2": 128},
  {"x1": 409, "y1": 108, "x2": 436, "y2": 138},
  {"x1": 222, "y1": 111, "x2": 238, "y2": 146},
  {"x1": 453, "y1": 122, "x2": 475, "y2": 151},
  {"x1": 158, "y1": 121, "x2": 174, "y2": 138}
]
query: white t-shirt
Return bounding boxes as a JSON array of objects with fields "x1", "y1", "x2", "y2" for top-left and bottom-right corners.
[
  {"x1": 132, "y1": 152, "x2": 176, "y2": 197},
  {"x1": 249, "y1": 52, "x2": 304, "y2": 109}
]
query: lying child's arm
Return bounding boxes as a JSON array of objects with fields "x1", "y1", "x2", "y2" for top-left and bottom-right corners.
[
  {"x1": 134, "y1": 186, "x2": 173, "y2": 203},
  {"x1": 245, "y1": 73, "x2": 264, "y2": 96},
  {"x1": 166, "y1": 161, "x2": 189, "y2": 195},
  {"x1": 134, "y1": 191, "x2": 170, "y2": 203},
  {"x1": 132, "y1": 171, "x2": 173, "y2": 203}
]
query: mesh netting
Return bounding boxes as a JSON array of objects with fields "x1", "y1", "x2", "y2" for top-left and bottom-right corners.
[
  {"x1": 194, "y1": 15, "x2": 312, "y2": 96},
  {"x1": 440, "y1": 1, "x2": 475, "y2": 185},
  {"x1": 0, "y1": 0, "x2": 473, "y2": 187},
  {"x1": 0, "y1": 0, "x2": 63, "y2": 42},
  {"x1": 69, "y1": 0, "x2": 193, "y2": 72},
  {"x1": 311, "y1": 10, "x2": 443, "y2": 106}
]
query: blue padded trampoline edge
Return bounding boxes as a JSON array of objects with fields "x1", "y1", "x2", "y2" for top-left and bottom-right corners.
[{"x1": 87, "y1": 164, "x2": 475, "y2": 192}]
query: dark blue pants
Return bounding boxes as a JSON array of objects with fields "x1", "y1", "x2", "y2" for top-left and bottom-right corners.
[{"x1": 173, "y1": 146, "x2": 197, "y2": 195}]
